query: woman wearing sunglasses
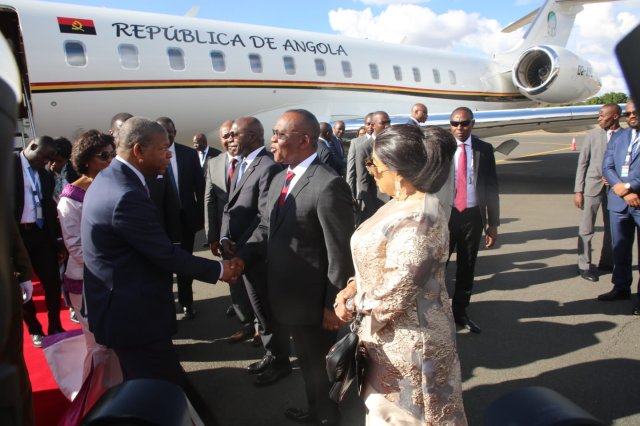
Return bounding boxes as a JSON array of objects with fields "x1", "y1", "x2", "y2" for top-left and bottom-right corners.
[
  {"x1": 334, "y1": 124, "x2": 467, "y2": 425},
  {"x1": 56, "y1": 130, "x2": 122, "y2": 421}
]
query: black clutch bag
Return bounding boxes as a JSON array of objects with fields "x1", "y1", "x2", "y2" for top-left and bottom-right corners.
[{"x1": 326, "y1": 312, "x2": 366, "y2": 403}]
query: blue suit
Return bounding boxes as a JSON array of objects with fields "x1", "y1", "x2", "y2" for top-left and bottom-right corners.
[
  {"x1": 82, "y1": 159, "x2": 221, "y2": 365},
  {"x1": 602, "y1": 128, "x2": 640, "y2": 294}
]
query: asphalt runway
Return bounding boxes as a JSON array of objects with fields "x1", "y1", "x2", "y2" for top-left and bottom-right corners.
[{"x1": 175, "y1": 131, "x2": 640, "y2": 426}]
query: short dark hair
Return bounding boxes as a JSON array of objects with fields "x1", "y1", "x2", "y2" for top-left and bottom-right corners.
[
  {"x1": 72, "y1": 130, "x2": 115, "y2": 174},
  {"x1": 285, "y1": 109, "x2": 320, "y2": 140},
  {"x1": 54, "y1": 137, "x2": 72, "y2": 160},
  {"x1": 603, "y1": 103, "x2": 622, "y2": 115},
  {"x1": 110, "y1": 112, "x2": 133, "y2": 130},
  {"x1": 119, "y1": 116, "x2": 167, "y2": 151},
  {"x1": 450, "y1": 106, "x2": 474, "y2": 119},
  {"x1": 374, "y1": 124, "x2": 456, "y2": 193}
]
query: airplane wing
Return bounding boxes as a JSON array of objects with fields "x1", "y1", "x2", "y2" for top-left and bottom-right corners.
[{"x1": 342, "y1": 104, "x2": 603, "y2": 139}]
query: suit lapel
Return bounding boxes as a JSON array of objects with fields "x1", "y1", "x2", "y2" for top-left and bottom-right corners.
[
  {"x1": 271, "y1": 161, "x2": 318, "y2": 234},
  {"x1": 471, "y1": 137, "x2": 480, "y2": 187}
]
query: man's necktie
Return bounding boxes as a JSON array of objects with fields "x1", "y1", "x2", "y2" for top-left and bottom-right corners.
[
  {"x1": 227, "y1": 158, "x2": 237, "y2": 189},
  {"x1": 27, "y1": 166, "x2": 44, "y2": 228},
  {"x1": 454, "y1": 143, "x2": 467, "y2": 212},
  {"x1": 278, "y1": 171, "x2": 295, "y2": 208},
  {"x1": 165, "y1": 165, "x2": 181, "y2": 207}
]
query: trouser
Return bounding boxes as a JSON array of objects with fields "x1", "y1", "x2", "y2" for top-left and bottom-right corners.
[
  {"x1": 176, "y1": 230, "x2": 195, "y2": 309},
  {"x1": 609, "y1": 208, "x2": 640, "y2": 294},
  {"x1": 578, "y1": 190, "x2": 612, "y2": 270},
  {"x1": 19, "y1": 226, "x2": 62, "y2": 335},
  {"x1": 449, "y1": 206, "x2": 483, "y2": 311}
]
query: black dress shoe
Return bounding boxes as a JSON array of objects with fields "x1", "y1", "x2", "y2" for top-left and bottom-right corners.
[
  {"x1": 254, "y1": 363, "x2": 292, "y2": 387},
  {"x1": 578, "y1": 268, "x2": 598, "y2": 282},
  {"x1": 597, "y1": 288, "x2": 631, "y2": 301},
  {"x1": 183, "y1": 306, "x2": 196, "y2": 320},
  {"x1": 247, "y1": 355, "x2": 273, "y2": 374},
  {"x1": 454, "y1": 314, "x2": 481, "y2": 334},
  {"x1": 284, "y1": 407, "x2": 316, "y2": 424},
  {"x1": 632, "y1": 303, "x2": 640, "y2": 316},
  {"x1": 225, "y1": 305, "x2": 236, "y2": 318},
  {"x1": 597, "y1": 264, "x2": 614, "y2": 272}
]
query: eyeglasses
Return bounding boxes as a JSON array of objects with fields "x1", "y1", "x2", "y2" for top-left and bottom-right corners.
[
  {"x1": 222, "y1": 131, "x2": 236, "y2": 139},
  {"x1": 623, "y1": 111, "x2": 638, "y2": 117},
  {"x1": 450, "y1": 120, "x2": 473, "y2": 128},
  {"x1": 96, "y1": 150, "x2": 116, "y2": 161},
  {"x1": 365, "y1": 157, "x2": 392, "y2": 176},
  {"x1": 272, "y1": 129, "x2": 305, "y2": 140}
]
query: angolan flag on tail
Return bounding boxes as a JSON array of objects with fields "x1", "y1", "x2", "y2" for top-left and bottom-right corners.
[{"x1": 57, "y1": 17, "x2": 96, "y2": 35}]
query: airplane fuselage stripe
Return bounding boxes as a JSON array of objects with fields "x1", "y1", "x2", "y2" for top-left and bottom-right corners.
[{"x1": 30, "y1": 79, "x2": 527, "y2": 102}]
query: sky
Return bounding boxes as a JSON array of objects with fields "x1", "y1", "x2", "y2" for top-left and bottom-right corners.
[{"x1": 42, "y1": 0, "x2": 639, "y2": 95}]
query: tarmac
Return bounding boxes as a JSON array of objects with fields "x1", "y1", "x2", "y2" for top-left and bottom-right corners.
[{"x1": 174, "y1": 131, "x2": 640, "y2": 426}]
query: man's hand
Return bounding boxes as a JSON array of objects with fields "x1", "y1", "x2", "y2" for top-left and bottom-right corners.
[
  {"x1": 485, "y1": 226, "x2": 498, "y2": 248},
  {"x1": 209, "y1": 241, "x2": 221, "y2": 257},
  {"x1": 221, "y1": 239, "x2": 237, "y2": 259},
  {"x1": 322, "y1": 308, "x2": 343, "y2": 331},
  {"x1": 220, "y1": 258, "x2": 244, "y2": 284},
  {"x1": 574, "y1": 192, "x2": 584, "y2": 209},
  {"x1": 602, "y1": 177, "x2": 610, "y2": 186},
  {"x1": 624, "y1": 192, "x2": 640, "y2": 208},
  {"x1": 19, "y1": 281, "x2": 33, "y2": 303},
  {"x1": 612, "y1": 182, "x2": 629, "y2": 197}
]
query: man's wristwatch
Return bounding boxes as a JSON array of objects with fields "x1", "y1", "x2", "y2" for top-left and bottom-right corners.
[{"x1": 625, "y1": 183, "x2": 631, "y2": 192}]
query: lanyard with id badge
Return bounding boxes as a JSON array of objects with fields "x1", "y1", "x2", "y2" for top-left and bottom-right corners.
[
  {"x1": 621, "y1": 132, "x2": 640, "y2": 178},
  {"x1": 26, "y1": 166, "x2": 44, "y2": 227}
]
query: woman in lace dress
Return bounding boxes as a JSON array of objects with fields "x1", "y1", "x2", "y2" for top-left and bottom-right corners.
[
  {"x1": 335, "y1": 125, "x2": 467, "y2": 425},
  {"x1": 57, "y1": 130, "x2": 122, "y2": 421}
]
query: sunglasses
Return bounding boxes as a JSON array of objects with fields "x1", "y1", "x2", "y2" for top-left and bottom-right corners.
[
  {"x1": 450, "y1": 120, "x2": 473, "y2": 128},
  {"x1": 364, "y1": 157, "x2": 392, "y2": 176},
  {"x1": 623, "y1": 111, "x2": 638, "y2": 117},
  {"x1": 222, "y1": 131, "x2": 236, "y2": 139},
  {"x1": 96, "y1": 150, "x2": 116, "y2": 161}
]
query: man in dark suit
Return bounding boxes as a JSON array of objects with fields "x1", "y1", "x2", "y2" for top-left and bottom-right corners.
[
  {"x1": 448, "y1": 106, "x2": 500, "y2": 334},
  {"x1": 346, "y1": 112, "x2": 372, "y2": 202},
  {"x1": 13, "y1": 136, "x2": 66, "y2": 347},
  {"x1": 319, "y1": 122, "x2": 346, "y2": 176},
  {"x1": 237, "y1": 109, "x2": 354, "y2": 425},
  {"x1": 353, "y1": 111, "x2": 391, "y2": 225},
  {"x1": 193, "y1": 132, "x2": 221, "y2": 174},
  {"x1": 81, "y1": 116, "x2": 238, "y2": 388},
  {"x1": 219, "y1": 117, "x2": 285, "y2": 375},
  {"x1": 574, "y1": 103, "x2": 620, "y2": 281},
  {"x1": 600, "y1": 100, "x2": 640, "y2": 315},
  {"x1": 407, "y1": 102, "x2": 428, "y2": 126},
  {"x1": 156, "y1": 117, "x2": 205, "y2": 320}
]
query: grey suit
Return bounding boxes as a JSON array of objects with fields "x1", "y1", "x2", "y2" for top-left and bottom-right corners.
[
  {"x1": 204, "y1": 153, "x2": 232, "y2": 245},
  {"x1": 574, "y1": 127, "x2": 613, "y2": 270},
  {"x1": 346, "y1": 135, "x2": 366, "y2": 200}
]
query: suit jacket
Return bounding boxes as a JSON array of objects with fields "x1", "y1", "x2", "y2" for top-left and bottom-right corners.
[
  {"x1": 12, "y1": 153, "x2": 60, "y2": 242},
  {"x1": 346, "y1": 135, "x2": 367, "y2": 199},
  {"x1": 466, "y1": 136, "x2": 500, "y2": 228},
  {"x1": 81, "y1": 160, "x2": 221, "y2": 348},
  {"x1": 146, "y1": 174, "x2": 182, "y2": 243},
  {"x1": 220, "y1": 148, "x2": 282, "y2": 248},
  {"x1": 317, "y1": 139, "x2": 344, "y2": 177},
  {"x1": 174, "y1": 143, "x2": 206, "y2": 234},
  {"x1": 603, "y1": 128, "x2": 640, "y2": 213},
  {"x1": 575, "y1": 127, "x2": 610, "y2": 196},
  {"x1": 239, "y1": 158, "x2": 355, "y2": 325},
  {"x1": 204, "y1": 153, "x2": 231, "y2": 243},
  {"x1": 200, "y1": 146, "x2": 222, "y2": 173},
  {"x1": 354, "y1": 136, "x2": 389, "y2": 217}
]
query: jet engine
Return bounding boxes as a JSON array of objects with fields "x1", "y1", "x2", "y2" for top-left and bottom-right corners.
[{"x1": 512, "y1": 45, "x2": 600, "y2": 104}]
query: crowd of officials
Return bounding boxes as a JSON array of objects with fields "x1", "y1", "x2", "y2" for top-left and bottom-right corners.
[{"x1": 6, "y1": 100, "x2": 638, "y2": 425}]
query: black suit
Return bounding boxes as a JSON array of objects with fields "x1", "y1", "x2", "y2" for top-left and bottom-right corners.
[
  {"x1": 240, "y1": 157, "x2": 354, "y2": 421},
  {"x1": 449, "y1": 135, "x2": 500, "y2": 311},
  {"x1": 12, "y1": 153, "x2": 63, "y2": 334},
  {"x1": 317, "y1": 138, "x2": 345, "y2": 177},
  {"x1": 220, "y1": 148, "x2": 283, "y2": 352}
]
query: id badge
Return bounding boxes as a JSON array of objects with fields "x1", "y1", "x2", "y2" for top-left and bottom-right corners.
[
  {"x1": 36, "y1": 205, "x2": 43, "y2": 220},
  {"x1": 621, "y1": 165, "x2": 630, "y2": 177}
]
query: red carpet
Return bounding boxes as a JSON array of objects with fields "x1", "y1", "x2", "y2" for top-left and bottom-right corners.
[{"x1": 23, "y1": 280, "x2": 81, "y2": 426}]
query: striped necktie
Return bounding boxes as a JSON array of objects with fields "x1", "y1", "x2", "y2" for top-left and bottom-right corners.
[{"x1": 278, "y1": 171, "x2": 295, "y2": 208}]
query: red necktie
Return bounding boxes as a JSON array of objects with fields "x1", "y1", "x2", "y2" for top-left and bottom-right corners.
[
  {"x1": 227, "y1": 158, "x2": 237, "y2": 189},
  {"x1": 455, "y1": 143, "x2": 467, "y2": 212},
  {"x1": 278, "y1": 171, "x2": 295, "y2": 208}
]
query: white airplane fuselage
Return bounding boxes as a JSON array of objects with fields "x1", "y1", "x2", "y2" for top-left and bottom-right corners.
[{"x1": 1, "y1": 0, "x2": 601, "y2": 144}]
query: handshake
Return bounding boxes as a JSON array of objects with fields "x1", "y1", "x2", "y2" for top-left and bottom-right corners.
[{"x1": 220, "y1": 257, "x2": 245, "y2": 284}]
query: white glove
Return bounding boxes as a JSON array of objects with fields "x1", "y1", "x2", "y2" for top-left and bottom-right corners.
[{"x1": 19, "y1": 280, "x2": 33, "y2": 303}]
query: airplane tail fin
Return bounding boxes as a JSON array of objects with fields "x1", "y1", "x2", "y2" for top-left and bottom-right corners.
[{"x1": 503, "y1": 0, "x2": 621, "y2": 50}]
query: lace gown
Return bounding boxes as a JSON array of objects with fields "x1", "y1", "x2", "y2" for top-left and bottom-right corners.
[{"x1": 352, "y1": 195, "x2": 467, "y2": 425}]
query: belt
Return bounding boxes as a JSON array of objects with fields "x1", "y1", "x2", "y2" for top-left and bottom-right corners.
[{"x1": 19, "y1": 222, "x2": 38, "y2": 230}]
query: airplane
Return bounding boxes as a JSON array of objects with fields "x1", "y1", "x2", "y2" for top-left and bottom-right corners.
[{"x1": 0, "y1": 0, "x2": 612, "y2": 147}]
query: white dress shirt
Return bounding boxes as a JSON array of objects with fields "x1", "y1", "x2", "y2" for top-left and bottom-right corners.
[{"x1": 20, "y1": 152, "x2": 39, "y2": 224}]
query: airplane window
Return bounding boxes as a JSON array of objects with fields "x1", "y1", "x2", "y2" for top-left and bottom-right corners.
[
  {"x1": 168, "y1": 48, "x2": 185, "y2": 71},
  {"x1": 370, "y1": 63, "x2": 379, "y2": 80},
  {"x1": 249, "y1": 53, "x2": 263, "y2": 73},
  {"x1": 448, "y1": 70, "x2": 457, "y2": 85},
  {"x1": 432, "y1": 69, "x2": 441, "y2": 84},
  {"x1": 118, "y1": 44, "x2": 139, "y2": 69},
  {"x1": 341, "y1": 61, "x2": 352, "y2": 78},
  {"x1": 210, "y1": 51, "x2": 226, "y2": 72},
  {"x1": 315, "y1": 59, "x2": 326, "y2": 77},
  {"x1": 283, "y1": 56, "x2": 296, "y2": 75},
  {"x1": 393, "y1": 66, "x2": 402, "y2": 81},
  {"x1": 412, "y1": 67, "x2": 421, "y2": 83},
  {"x1": 64, "y1": 41, "x2": 87, "y2": 67}
]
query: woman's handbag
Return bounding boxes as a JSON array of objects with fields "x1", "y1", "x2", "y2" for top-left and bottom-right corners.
[{"x1": 326, "y1": 311, "x2": 366, "y2": 403}]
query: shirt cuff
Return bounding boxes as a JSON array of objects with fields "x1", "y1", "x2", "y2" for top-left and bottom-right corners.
[{"x1": 218, "y1": 261, "x2": 224, "y2": 280}]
